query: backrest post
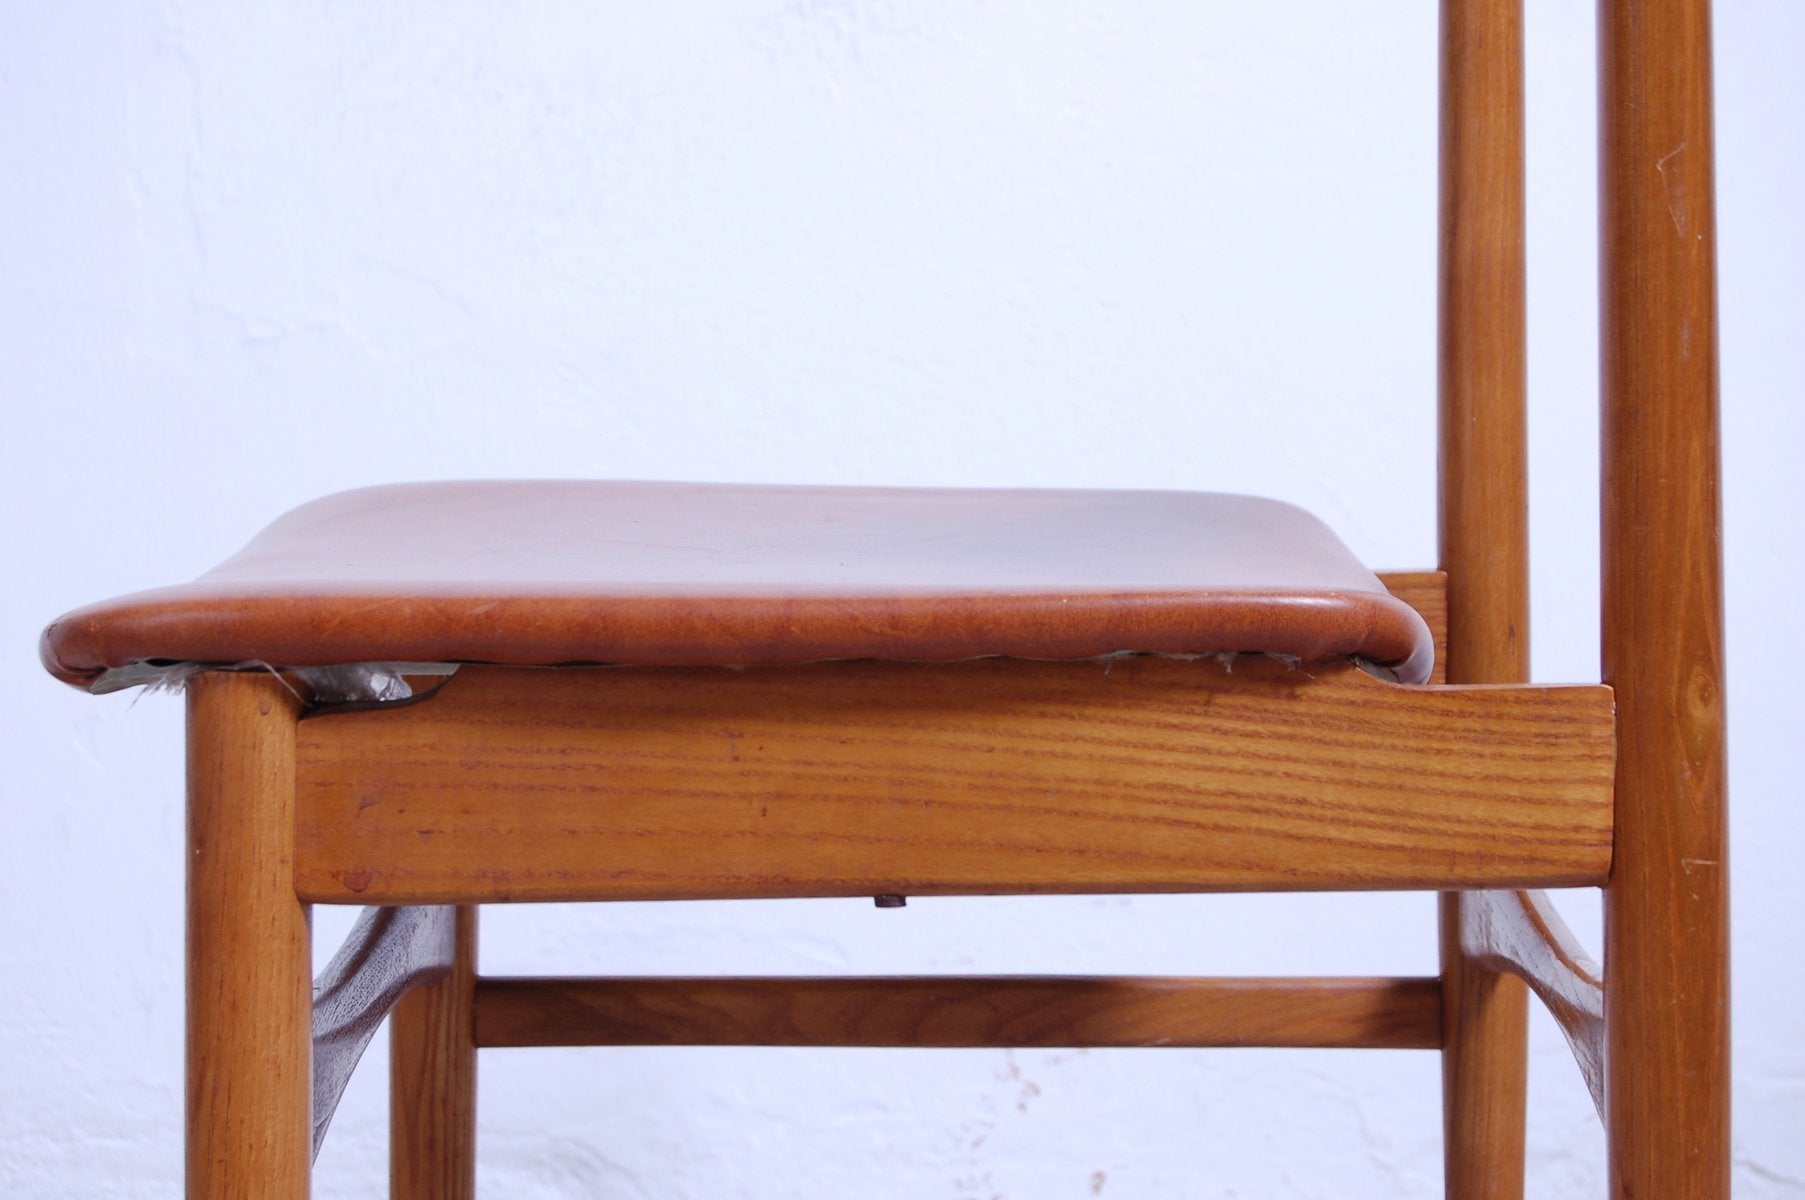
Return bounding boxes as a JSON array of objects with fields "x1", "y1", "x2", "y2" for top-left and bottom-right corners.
[
  {"x1": 1597, "y1": 1, "x2": 1730, "y2": 1194},
  {"x1": 1435, "y1": 5, "x2": 1531, "y2": 1195},
  {"x1": 1436, "y1": 0, "x2": 1529, "y2": 687}
]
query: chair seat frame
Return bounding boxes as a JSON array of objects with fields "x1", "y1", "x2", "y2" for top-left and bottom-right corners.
[{"x1": 176, "y1": 2, "x2": 1728, "y2": 1196}]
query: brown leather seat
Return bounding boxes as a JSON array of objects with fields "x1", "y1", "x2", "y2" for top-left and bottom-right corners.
[{"x1": 39, "y1": 480, "x2": 1433, "y2": 689}]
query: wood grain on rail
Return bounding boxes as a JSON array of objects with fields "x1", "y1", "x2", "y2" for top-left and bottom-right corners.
[
  {"x1": 473, "y1": 975, "x2": 1442, "y2": 1051},
  {"x1": 293, "y1": 656, "x2": 1612, "y2": 904}
]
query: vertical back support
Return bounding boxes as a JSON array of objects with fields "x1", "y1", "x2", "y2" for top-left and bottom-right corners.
[
  {"x1": 1598, "y1": 2, "x2": 1730, "y2": 1196},
  {"x1": 1435, "y1": 1, "x2": 1530, "y2": 1196}
]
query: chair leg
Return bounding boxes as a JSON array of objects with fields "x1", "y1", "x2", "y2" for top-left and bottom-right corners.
[
  {"x1": 391, "y1": 906, "x2": 478, "y2": 1200},
  {"x1": 1604, "y1": 860, "x2": 1729, "y2": 1196},
  {"x1": 1595, "y1": 0, "x2": 1730, "y2": 1187},
  {"x1": 186, "y1": 672, "x2": 312, "y2": 1199},
  {"x1": 1439, "y1": 892, "x2": 1527, "y2": 1200}
]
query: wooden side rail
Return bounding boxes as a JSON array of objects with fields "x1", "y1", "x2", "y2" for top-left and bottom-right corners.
[
  {"x1": 311, "y1": 905, "x2": 458, "y2": 1156},
  {"x1": 1461, "y1": 890, "x2": 1605, "y2": 1117},
  {"x1": 293, "y1": 656, "x2": 1614, "y2": 905},
  {"x1": 473, "y1": 976, "x2": 1443, "y2": 1051}
]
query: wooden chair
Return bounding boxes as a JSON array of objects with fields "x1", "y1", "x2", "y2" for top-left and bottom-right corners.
[{"x1": 38, "y1": 2, "x2": 1727, "y2": 1195}]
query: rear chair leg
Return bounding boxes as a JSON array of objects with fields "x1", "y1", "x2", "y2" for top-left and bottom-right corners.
[
  {"x1": 1439, "y1": 892, "x2": 1528, "y2": 1199},
  {"x1": 391, "y1": 906, "x2": 479, "y2": 1200}
]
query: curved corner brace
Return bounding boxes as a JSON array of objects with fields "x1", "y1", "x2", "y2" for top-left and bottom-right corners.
[
  {"x1": 1461, "y1": 889, "x2": 1605, "y2": 1118},
  {"x1": 311, "y1": 905, "x2": 458, "y2": 1158}
]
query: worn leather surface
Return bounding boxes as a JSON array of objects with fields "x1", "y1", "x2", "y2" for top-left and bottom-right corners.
[{"x1": 41, "y1": 481, "x2": 1434, "y2": 687}]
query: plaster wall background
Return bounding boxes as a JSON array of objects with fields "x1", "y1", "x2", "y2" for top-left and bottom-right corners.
[{"x1": 3, "y1": 2, "x2": 1798, "y2": 1195}]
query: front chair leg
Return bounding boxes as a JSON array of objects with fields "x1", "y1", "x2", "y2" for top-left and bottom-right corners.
[
  {"x1": 186, "y1": 672, "x2": 312, "y2": 1198},
  {"x1": 390, "y1": 906, "x2": 478, "y2": 1200}
]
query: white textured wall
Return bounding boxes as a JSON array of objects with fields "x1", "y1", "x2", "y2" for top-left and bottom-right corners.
[{"x1": 4, "y1": 2, "x2": 1798, "y2": 1195}]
